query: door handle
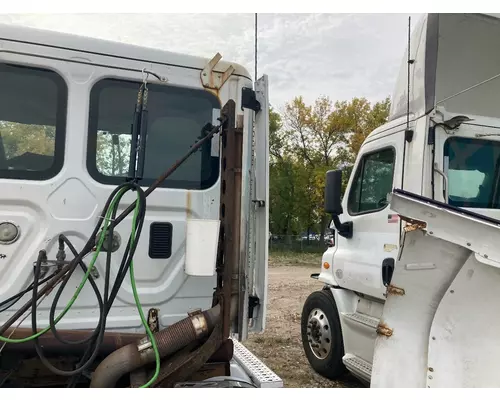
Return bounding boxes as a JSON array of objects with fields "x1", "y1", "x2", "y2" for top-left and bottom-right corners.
[
  {"x1": 382, "y1": 258, "x2": 395, "y2": 287},
  {"x1": 434, "y1": 162, "x2": 448, "y2": 203}
]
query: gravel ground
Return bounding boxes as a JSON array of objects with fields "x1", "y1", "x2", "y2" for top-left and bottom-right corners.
[{"x1": 243, "y1": 253, "x2": 364, "y2": 388}]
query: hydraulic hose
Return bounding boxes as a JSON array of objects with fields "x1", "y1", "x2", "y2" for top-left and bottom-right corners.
[
  {"x1": 29, "y1": 183, "x2": 161, "y2": 387},
  {"x1": 0, "y1": 182, "x2": 160, "y2": 387}
]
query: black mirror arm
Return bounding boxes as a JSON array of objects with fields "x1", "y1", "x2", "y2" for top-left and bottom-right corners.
[{"x1": 331, "y1": 214, "x2": 353, "y2": 239}]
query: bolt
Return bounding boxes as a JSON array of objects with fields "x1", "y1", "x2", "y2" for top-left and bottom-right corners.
[
  {"x1": 450, "y1": 290, "x2": 454, "y2": 294},
  {"x1": 429, "y1": 367, "x2": 434, "y2": 372},
  {"x1": 467, "y1": 242, "x2": 471, "y2": 246}
]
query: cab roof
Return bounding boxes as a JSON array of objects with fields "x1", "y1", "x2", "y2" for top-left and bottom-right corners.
[{"x1": 0, "y1": 22, "x2": 252, "y2": 80}]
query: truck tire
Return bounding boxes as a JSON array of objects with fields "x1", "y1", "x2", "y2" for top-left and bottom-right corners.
[{"x1": 301, "y1": 289, "x2": 347, "y2": 380}]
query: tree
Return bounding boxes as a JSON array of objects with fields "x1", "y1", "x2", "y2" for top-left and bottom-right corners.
[{"x1": 272, "y1": 95, "x2": 391, "y2": 244}]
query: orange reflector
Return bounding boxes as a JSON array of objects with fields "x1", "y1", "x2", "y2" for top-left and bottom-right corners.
[{"x1": 323, "y1": 262, "x2": 330, "y2": 269}]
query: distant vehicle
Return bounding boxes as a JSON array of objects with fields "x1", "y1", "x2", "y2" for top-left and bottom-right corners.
[{"x1": 301, "y1": 13, "x2": 500, "y2": 388}]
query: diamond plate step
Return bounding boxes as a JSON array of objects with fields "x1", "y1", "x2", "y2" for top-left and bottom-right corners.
[
  {"x1": 232, "y1": 338, "x2": 283, "y2": 388},
  {"x1": 342, "y1": 312, "x2": 379, "y2": 329},
  {"x1": 343, "y1": 354, "x2": 372, "y2": 383}
]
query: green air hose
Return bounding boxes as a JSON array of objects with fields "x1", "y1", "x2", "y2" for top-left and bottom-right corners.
[
  {"x1": 0, "y1": 186, "x2": 161, "y2": 388},
  {"x1": 128, "y1": 190, "x2": 160, "y2": 388}
]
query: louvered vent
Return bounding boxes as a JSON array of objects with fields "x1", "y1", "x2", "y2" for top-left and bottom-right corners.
[{"x1": 148, "y1": 222, "x2": 173, "y2": 259}]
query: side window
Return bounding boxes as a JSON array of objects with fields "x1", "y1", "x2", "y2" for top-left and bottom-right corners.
[
  {"x1": 444, "y1": 136, "x2": 500, "y2": 208},
  {"x1": 0, "y1": 63, "x2": 67, "y2": 180},
  {"x1": 348, "y1": 147, "x2": 395, "y2": 214},
  {"x1": 87, "y1": 79, "x2": 221, "y2": 190}
]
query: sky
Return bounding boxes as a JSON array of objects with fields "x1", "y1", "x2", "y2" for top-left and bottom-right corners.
[{"x1": 0, "y1": 13, "x2": 422, "y2": 109}]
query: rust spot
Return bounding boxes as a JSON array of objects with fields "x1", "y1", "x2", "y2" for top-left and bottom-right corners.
[
  {"x1": 404, "y1": 220, "x2": 427, "y2": 232},
  {"x1": 200, "y1": 53, "x2": 234, "y2": 98},
  {"x1": 376, "y1": 322, "x2": 393, "y2": 337},
  {"x1": 147, "y1": 308, "x2": 159, "y2": 333},
  {"x1": 387, "y1": 284, "x2": 405, "y2": 296}
]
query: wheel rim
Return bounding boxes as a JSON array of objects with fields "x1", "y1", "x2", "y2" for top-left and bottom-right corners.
[{"x1": 306, "y1": 307, "x2": 332, "y2": 360}]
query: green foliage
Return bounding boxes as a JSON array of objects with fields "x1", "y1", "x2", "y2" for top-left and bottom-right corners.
[{"x1": 268, "y1": 96, "x2": 391, "y2": 239}]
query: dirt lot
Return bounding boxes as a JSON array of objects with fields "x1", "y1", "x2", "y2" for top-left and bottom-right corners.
[{"x1": 243, "y1": 253, "x2": 364, "y2": 388}]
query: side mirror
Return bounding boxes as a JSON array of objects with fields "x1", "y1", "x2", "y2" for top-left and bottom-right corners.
[
  {"x1": 324, "y1": 169, "x2": 353, "y2": 239},
  {"x1": 325, "y1": 170, "x2": 343, "y2": 215}
]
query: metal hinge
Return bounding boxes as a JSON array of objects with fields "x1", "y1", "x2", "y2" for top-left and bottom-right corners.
[
  {"x1": 241, "y1": 87, "x2": 261, "y2": 112},
  {"x1": 252, "y1": 199, "x2": 265, "y2": 207},
  {"x1": 248, "y1": 296, "x2": 260, "y2": 319}
]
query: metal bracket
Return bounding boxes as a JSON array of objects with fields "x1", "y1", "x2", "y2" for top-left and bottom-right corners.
[
  {"x1": 241, "y1": 87, "x2": 261, "y2": 112},
  {"x1": 187, "y1": 308, "x2": 202, "y2": 318},
  {"x1": 252, "y1": 199, "x2": 265, "y2": 207},
  {"x1": 147, "y1": 308, "x2": 160, "y2": 333},
  {"x1": 201, "y1": 53, "x2": 235, "y2": 91},
  {"x1": 248, "y1": 296, "x2": 260, "y2": 319}
]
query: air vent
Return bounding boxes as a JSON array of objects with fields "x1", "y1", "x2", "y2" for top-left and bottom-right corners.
[{"x1": 148, "y1": 222, "x2": 173, "y2": 259}]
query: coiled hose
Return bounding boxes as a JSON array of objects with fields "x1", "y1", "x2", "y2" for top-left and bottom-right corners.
[{"x1": 0, "y1": 182, "x2": 161, "y2": 388}]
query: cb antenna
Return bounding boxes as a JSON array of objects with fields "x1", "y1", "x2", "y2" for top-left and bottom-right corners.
[
  {"x1": 405, "y1": 15, "x2": 414, "y2": 140},
  {"x1": 401, "y1": 15, "x2": 414, "y2": 193},
  {"x1": 254, "y1": 13, "x2": 258, "y2": 83}
]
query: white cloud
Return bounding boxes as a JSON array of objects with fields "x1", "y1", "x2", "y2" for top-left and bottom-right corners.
[{"x1": 0, "y1": 13, "x2": 422, "y2": 107}]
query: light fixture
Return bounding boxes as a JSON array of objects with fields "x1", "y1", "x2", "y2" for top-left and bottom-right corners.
[{"x1": 0, "y1": 222, "x2": 20, "y2": 244}]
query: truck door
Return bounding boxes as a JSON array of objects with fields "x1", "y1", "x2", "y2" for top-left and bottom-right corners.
[{"x1": 333, "y1": 133, "x2": 403, "y2": 300}]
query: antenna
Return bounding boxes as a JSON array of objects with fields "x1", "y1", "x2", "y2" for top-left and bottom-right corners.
[
  {"x1": 405, "y1": 16, "x2": 414, "y2": 141},
  {"x1": 401, "y1": 16, "x2": 414, "y2": 193},
  {"x1": 254, "y1": 13, "x2": 258, "y2": 82}
]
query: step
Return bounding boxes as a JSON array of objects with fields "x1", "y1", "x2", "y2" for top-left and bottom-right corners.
[
  {"x1": 342, "y1": 312, "x2": 379, "y2": 329},
  {"x1": 232, "y1": 338, "x2": 283, "y2": 388},
  {"x1": 343, "y1": 354, "x2": 372, "y2": 383}
]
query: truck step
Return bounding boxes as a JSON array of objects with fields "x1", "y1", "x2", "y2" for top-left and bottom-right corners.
[
  {"x1": 342, "y1": 312, "x2": 379, "y2": 329},
  {"x1": 343, "y1": 354, "x2": 372, "y2": 383},
  {"x1": 233, "y1": 338, "x2": 283, "y2": 388}
]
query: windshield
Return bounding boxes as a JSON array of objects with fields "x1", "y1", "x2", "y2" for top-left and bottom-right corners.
[{"x1": 444, "y1": 136, "x2": 500, "y2": 208}]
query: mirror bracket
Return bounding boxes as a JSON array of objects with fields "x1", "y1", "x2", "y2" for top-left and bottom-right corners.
[{"x1": 332, "y1": 215, "x2": 353, "y2": 239}]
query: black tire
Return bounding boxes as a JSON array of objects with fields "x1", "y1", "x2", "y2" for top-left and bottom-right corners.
[{"x1": 301, "y1": 289, "x2": 347, "y2": 380}]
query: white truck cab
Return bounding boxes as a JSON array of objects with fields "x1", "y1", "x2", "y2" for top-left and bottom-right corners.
[
  {"x1": 301, "y1": 13, "x2": 500, "y2": 387},
  {"x1": 0, "y1": 23, "x2": 282, "y2": 388}
]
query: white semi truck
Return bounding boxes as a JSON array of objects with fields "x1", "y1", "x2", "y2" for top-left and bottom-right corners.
[
  {"x1": 0, "y1": 23, "x2": 282, "y2": 388},
  {"x1": 301, "y1": 13, "x2": 500, "y2": 387}
]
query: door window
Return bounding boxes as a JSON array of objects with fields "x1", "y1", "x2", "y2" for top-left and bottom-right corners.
[
  {"x1": 348, "y1": 147, "x2": 396, "y2": 215},
  {"x1": 87, "y1": 78, "x2": 221, "y2": 190},
  {"x1": 0, "y1": 63, "x2": 67, "y2": 180}
]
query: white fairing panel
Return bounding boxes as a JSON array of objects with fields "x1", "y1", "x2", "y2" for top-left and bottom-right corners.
[
  {"x1": 428, "y1": 253, "x2": 500, "y2": 387},
  {"x1": 0, "y1": 25, "x2": 254, "y2": 333},
  {"x1": 372, "y1": 191, "x2": 500, "y2": 387},
  {"x1": 371, "y1": 230, "x2": 469, "y2": 387}
]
